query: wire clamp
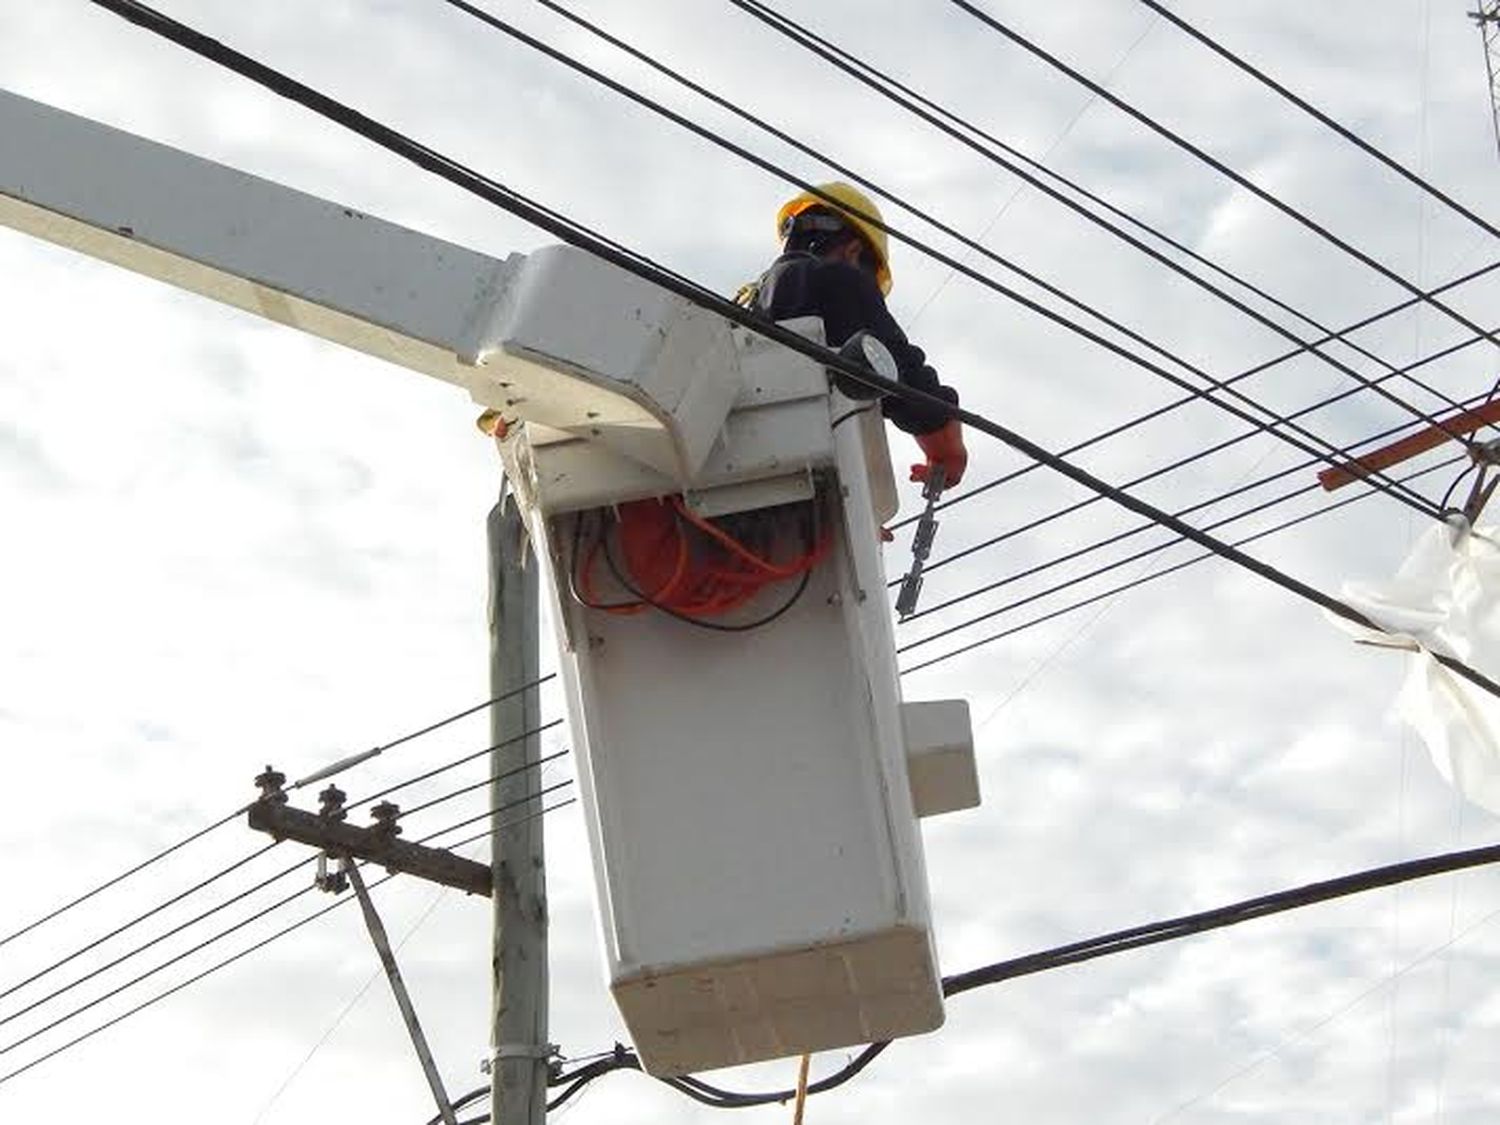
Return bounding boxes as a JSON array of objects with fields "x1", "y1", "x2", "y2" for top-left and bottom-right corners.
[
  {"x1": 895, "y1": 465, "x2": 945, "y2": 620},
  {"x1": 481, "y1": 1043, "x2": 560, "y2": 1073}
]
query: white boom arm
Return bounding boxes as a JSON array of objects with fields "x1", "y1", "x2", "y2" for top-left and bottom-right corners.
[{"x1": 0, "y1": 87, "x2": 737, "y2": 481}]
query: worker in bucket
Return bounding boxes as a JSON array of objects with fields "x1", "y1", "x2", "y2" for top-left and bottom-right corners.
[{"x1": 738, "y1": 181, "x2": 968, "y2": 489}]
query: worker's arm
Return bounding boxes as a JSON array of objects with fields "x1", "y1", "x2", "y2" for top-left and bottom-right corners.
[{"x1": 812, "y1": 263, "x2": 967, "y2": 485}]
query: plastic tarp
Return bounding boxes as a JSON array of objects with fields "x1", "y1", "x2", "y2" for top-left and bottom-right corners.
[{"x1": 1331, "y1": 519, "x2": 1500, "y2": 815}]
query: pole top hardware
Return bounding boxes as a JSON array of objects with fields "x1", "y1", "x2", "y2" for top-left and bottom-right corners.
[
  {"x1": 318, "y1": 785, "x2": 348, "y2": 822},
  {"x1": 370, "y1": 801, "x2": 403, "y2": 837},
  {"x1": 253, "y1": 765, "x2": 287, "y2": 806}
]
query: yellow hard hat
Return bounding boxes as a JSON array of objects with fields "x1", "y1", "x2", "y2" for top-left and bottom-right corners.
[{"x1": 776, "y1": 182, "x2": 892, "y2": 295}]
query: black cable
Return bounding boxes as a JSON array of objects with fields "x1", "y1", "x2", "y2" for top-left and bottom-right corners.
[
  {"x1": 443, "y1": 0, "x2": 1441, "y2": 518},
  {"x1": 1440, "y1": 462, "x2": 1480, "y2": 514},
  {"x1": 0, "y1": 878, "x2": 318, "y2": 1061},
  {"x1": 394, "y1": 748, "x2": 571, "y2": 821},
  {"x1": 898, "y1": 384, "x2": 1497, "y2": 628},
  {"x1": 0, "y1": 878, "x2": 349, "y2": 1089},
  {"x1": 566, "y1": 510, "x2": 643, "y2": 613},
  {"x1": 484, "y1": 0, "x2": 1445, "y2": 516},
  {"x1": 1137, "y1": 0, "x2": 1500, "y2": 244},
  {"x1": 402, "y1": 779, "x2": 575, "y2": 843},
  {"x1": 0, "y1": 746, "x2": 568, "y2": 1055},
  {"x1": 442, "y1": 796, "x2": 576, "y2": 852},
  {"x1": 0, "y1": 840, "x2": 283, "y2": 1011},
  {"x1": 734, "y1": 1, "x2": 1500, "y2": 537},
  {"x1": 729, "y1": 0, "x2": 1478, "y2": 445},
  {"x1": 0, "y1": 675, "x2": 558, "y2": 959},
  {"x1": 0, "y1": 804, "x2": 247, "y2": 952},
  {"x1": 944, "y1": 0, "x2": 1500, "y2": 386},
  {"x1": 0, "y1": 798, "x2": 577, "y2": 1088},
  {"x1": 944, "y1": 840, "x2": 1500, "y2": 995},
  {"x1": 891, "y1": 261, "x2": 1500, "y2": 531},
  {"x1": 898, "y1": 467, "x2": 1386, "y2": 654},
  {"x1": 584, "y1": 839, "x2": 1500, "y2": 1110},
  {"x1": 901, "y1": 454, "x2": 1461, "y2": 675},
  {"x1": 347, "y1": 718, "x2": 565, "y2": 809},
  {"x1": 900, "y1": 331, "x2": 1499, "y2": 582},
  {"x1": 82, "y1": 0, "x2": 1500, "y2": 704},
  {"x1": 831, "y1": 403, "x2": 878, "y2": 430},
  {"x1": 0, "y1": 716, "x2": 566, "y2": 1028},
  {"x1": 453, "y1": 821, "x2": 1500, "y2": 1115}
]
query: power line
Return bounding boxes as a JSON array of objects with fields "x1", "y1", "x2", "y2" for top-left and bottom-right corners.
[
  {"x1": 0, "y1": 708, "x2": 562, "y2": 1023},
  {"x1": 521, "y1": 839, "x2": 1500, "y2": 1114},
  {"x1": 0, "y1": 804, "x2": 247, "y2": 953},
  {"x1": 0, "y1": 793, "x2": 577, "y2": 1089},
  {"x1": 0, "y1": 734, "x2": 567, "y2": 1055},
  {"x1": 897, "y1": 455, "x2": 1437, "y2": 655},
  {"x1": 469, "y1": 0, "x2": 1441, "y2": 517},
  {"x1": 0, "y1": 675, "x2": 557, "y2": 955},
  {"x1": 893, "y1": 259, "x2": 1500, "y2": 531},
  {"x1": 727, "y1": 0, "x2": 1481, "y2": 443},
  {"x1": 80, "y1": 0, "x2": 1500, "y2": 707},
  {"x1": 286, "y1": 673, "x2": 560, "y2": 792},
  {"x1": 347, "y1": 718, "x2": 565, "y2": 809},
  {"x1": 0, "y1": 840, "x2": 283, "y2": 1011},
  {"x1": 438, "y1": 0, "x2": 1442, "y2": 518},
  {"x1": 897, "y1": 383, "x2": 1496, "y2": 634},
  {"x1": 1136, "y1": 0, "x2": 1500, "y2": 244},
  {"x1": 944, "y1": 0, "x2": 1500, "y2": 380},
  {"x1": 900, "y1": 454, "x2": 1462, "y2": 676},
  {"x1": 898, "y1": 339, "x2": 1499, "y2": 586},
  {"x1": 393, "y1": 748, "x2": 570, "y2": 822}
]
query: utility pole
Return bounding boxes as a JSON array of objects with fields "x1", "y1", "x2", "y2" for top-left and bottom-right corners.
[
  {"x1": 487, "y1": 489, "x2": 549, "y2": 1125},
  {"x1": 1471, "y1": 2, "x2": 1500, "y2": 158}
]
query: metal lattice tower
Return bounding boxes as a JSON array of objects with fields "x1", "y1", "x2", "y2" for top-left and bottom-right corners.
[{"x1": 1472, "y1": 2, "x2": 1500, "y2": 158}]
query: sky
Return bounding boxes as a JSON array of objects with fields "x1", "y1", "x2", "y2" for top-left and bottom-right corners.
[{"x1": 4, "y1": 0, "x2": 1500, "y2": 1122}]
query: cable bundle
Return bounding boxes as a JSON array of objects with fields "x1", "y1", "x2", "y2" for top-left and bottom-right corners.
[{"x1": 573, "y1": 496, "x2": 830, "y2": 629}]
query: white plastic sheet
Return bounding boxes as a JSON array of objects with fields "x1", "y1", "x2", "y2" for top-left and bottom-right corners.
[{"x1": 1332, "y1": 519, "x2": 1500, "y2": 815}]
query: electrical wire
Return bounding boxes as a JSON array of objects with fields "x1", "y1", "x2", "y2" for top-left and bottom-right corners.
[
  {"x1": 392, "y1": 749, "x2": 571, "y2": 822},
  {"x1": 0, "y1": 840, "x2": 284, "y2": 1012},
  {"x1": 347, "y1": 718, "x2": 564, "y2": 809},
  {"x1": 77, "y1": 0, "x2": 1500, "y2": 708},
  {"x1": 1136, "y1": 0, "x2": 1500, "y2": 245},
  {"x1": 582, "y1": 504, "x2": 822, "y2": 632},
  {"x1": 902, "y1": 463, "x2": 1417, "y2": 647},
  {"x1": 728, "y1": 0, "x2": 1478, "y2": 442},
  {"x1": 474, "y1": 0, "x2": 1445, "y2": 516},
  {"x1": 901, "y1": 454, "x2": 1463, "y2": 676},
  {"x1": 441, "y1": 0, "x2": 1441, "y2": 517},
  {"x1": 943, "y1": 0, "x2": 1500, "y2": 381},
  {"x1": 892, "y1": 260, "x2": 1500, "y2": 531},
  {"x1": 898, "y1": 346, "x2": 1500, "y2": 589},
  {"x1": 523, "y1": 840, "x2": 1500, "y2": 1112},
  {"x1": 399, "y1": 779, "x2": 575, "y2": 844},
  {"x1": 0, "y1": 736, "x2": 566, "y2": 1056},
  {"x1": 0, "y1": 806, "x2": 249, "y2": 955},
  {"x1": 531, "y1": 0, "x2": 1500, "y2": 552},
  {"x1": 0, "y1": 795, "x2": 578, "y2": 1090},
  {"x1": 0, "y1": 675, "x2": 557, "y2": 955},
  {"x1": 897, "y1": 385, "x2": 1497, "y2": 631}
]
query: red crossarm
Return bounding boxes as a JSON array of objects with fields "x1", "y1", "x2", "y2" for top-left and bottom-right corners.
[{"x1": 1317, "y1": 399, "x2": 1500, "y2": 491}]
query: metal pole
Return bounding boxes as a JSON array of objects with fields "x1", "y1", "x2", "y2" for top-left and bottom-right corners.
[
  {"x1": 341, "y1": 858, "x2": 459, "y2": 1125},
  {"x1": 487, "y1": 489, "x2": 549, "y2": 1125}
]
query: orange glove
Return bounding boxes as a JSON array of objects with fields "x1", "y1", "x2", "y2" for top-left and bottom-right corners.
[{"x1": 910, "y1": 419, "x2": 967, "y2": 488}]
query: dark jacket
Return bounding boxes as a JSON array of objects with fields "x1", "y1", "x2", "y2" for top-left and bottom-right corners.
[{"x1": 749, "y1": 251, "x2": 958, "y2": 435}]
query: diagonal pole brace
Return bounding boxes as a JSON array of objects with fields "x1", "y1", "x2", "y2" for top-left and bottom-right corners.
[{"x1": 342, "y1": 858, "x2": 459, "y2": 1125}]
